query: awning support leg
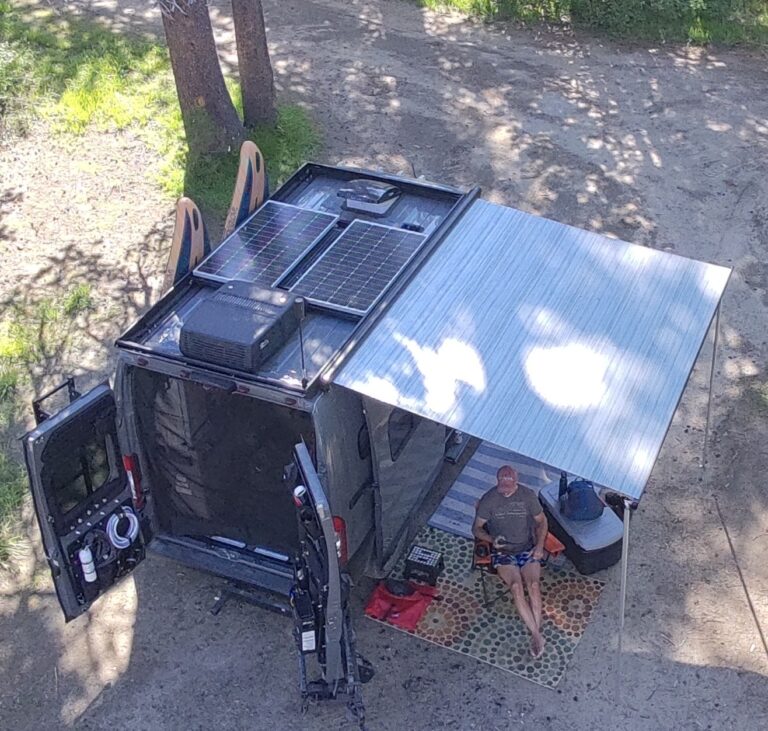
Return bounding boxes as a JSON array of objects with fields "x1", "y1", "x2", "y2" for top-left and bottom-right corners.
[
  {"x1": 617, "y1": 499, "x2": 636, "y2": 691},
  {"x1": 701, "y1": 302, "x2": 722, "y2": 469}
]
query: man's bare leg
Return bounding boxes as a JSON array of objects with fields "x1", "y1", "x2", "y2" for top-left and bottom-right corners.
[
  {"x1": 522, "y1": 561, "x2": 544, "y2": 647},
  {"x1": 496, "y1": 564, "x2": 544, "y2": 656}
]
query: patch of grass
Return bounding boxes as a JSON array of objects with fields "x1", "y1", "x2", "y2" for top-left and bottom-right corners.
[
  {"x1": 0, "y1": 317, "x2": 27, "y2": 567},
  {"x1": 0, "y1": 29, "x2": 36, "y2": 136},
  {"x1": 753, "y1": 381, "x2": 768, "y2": 413},
  {"x1": 62, "y1": 283, "x2": 94, "y2": 316},
  {"x1": 0, "y1": 451, "x2": 26, "y2": 567},
  {"x1": 0, "y1": 368, "x2": 19, "y2": 404},
  {"x1": 419, "y1": 0, "x2": 567, "y2": 22},
  {"x1": 0, "y1": 2, "x2": 175, "y2": 136},
  {"x1": 0, "y1": 285, "x2": 100, "y2": 567},
  {"x1": 0, "y1": 285, "x2": 97, "y2": 396},
  {"x1": 417, "y1": 0, "x2": 768, "y2": 45},
  {"x1": 1, "y1": 3, "x2": 321, "y2": 220},
  {"x1": 185, "y1": 105, "x2": 320, "y2": 219},
  {"x1": 0, "y1": 320, "x2": 34, "y2": 406},
  {"x1": 0, "y1": 321, "x2": 35, "y2": 363}
]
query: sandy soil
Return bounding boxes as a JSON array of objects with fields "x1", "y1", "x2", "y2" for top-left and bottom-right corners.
[{"x1": 1, "y1": 1, "x2": 767, "y2": 729}]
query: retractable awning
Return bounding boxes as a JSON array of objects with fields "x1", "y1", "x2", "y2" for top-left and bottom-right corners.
[{"x1": 332, "y1": 200, "x2": 731, "y2": 500}]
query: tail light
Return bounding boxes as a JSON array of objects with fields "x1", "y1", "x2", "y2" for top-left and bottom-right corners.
[
  {"x1": 122, "y1": 454, "x2": 145, "y2": 510},
  {"x1": 332, "y1": 516, "x2": 348, "y2": 566}
]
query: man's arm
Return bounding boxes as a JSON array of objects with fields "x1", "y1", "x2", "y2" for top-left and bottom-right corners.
[
  {"x1": 473, "y1": 516, "x2": 506, "y2": 549},
  {"x1": 532, "y1": 512, "x2": 548, "y2": 559},
  {"x1": 472, "y1": 515, "x2": 495, "y2": 545}
]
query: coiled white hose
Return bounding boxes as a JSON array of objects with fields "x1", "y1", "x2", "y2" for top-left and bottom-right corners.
[{"x1": 106, "y1": 507, "x2": 140, "y2": 549}]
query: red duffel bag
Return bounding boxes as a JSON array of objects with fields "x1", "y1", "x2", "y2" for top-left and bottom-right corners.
[{"x1": 364, "y1": 579, "x2": 439, "y2": 632}]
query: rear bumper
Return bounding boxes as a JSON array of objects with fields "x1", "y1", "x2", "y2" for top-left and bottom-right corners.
[{"x1": 149, "y1": 533, "x2": 295, "y2": 597}]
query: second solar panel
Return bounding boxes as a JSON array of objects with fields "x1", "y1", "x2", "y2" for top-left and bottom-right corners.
[{"x1": 290, "y1": 220, "x2": 426, "y2": 314}]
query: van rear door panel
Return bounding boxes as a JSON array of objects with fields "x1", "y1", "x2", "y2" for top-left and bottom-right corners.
[
  {"x1": 293, "y1": 442, "x2": 345, "y2": 681},
  {"x1": 292, "y1": 441, "x2": 368, "y2": 722},
  {"x1": 23, "y1": 383, "x2": 146, "y2": 621}
]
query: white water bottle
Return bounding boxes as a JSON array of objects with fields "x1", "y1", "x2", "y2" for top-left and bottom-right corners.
[{"x1": 78, "y1": 546, "x2": 97, "y2": 583}]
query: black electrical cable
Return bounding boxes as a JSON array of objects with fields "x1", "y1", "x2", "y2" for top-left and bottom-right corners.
[{"x1": 83, "y1": 529, "x2": 116, "y2": 566}]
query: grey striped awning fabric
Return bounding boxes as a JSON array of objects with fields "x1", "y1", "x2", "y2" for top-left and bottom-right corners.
[{"x1": 334, "y1": 200, "x2": 731, "y2": 500}]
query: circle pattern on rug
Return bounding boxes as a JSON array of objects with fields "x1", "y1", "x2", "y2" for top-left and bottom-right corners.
[
  {"x1": 416, "y1": 579, "x2": 483, "y2": 646},
  {"x1": 376, "y1": 526, "x2": 606, "y2": 688}
]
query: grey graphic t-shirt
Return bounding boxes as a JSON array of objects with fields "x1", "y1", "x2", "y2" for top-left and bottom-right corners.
[{"x1": 476, "y1": 485, "x2": 543, "y2": 554}]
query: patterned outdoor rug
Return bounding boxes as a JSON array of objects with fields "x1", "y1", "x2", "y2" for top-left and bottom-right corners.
[{"x1": 370, "y1": 526, "x2": 605, "y2": 688}]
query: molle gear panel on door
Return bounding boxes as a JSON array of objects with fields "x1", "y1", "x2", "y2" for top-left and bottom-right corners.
[
  {"x1": 39, "y1": 392, "x2": 125, "y2": 530},
  {"x1": 22, "y1": 383, "x2": 146, "y2": 621},
  {"x1": 363, "y1": 397, "x2": 445, "y2": 570}
]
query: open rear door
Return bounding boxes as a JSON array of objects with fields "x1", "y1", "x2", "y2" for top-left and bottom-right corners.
[
  {"x1": 22, "y1": 382, "x2": 146, "y2": 621},
  {"x1": 290, "y1": 442, "x2": 370, "y2": 727}
]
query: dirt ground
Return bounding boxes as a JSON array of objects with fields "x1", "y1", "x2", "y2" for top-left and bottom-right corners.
[{"x1": 1, "y1": 1, "x2": 768, "y2": 729}]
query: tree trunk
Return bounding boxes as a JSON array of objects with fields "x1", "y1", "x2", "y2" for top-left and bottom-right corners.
[
  {"x1": 161, "y1": 1, "x2": 243, "y2": 155},
  {"x1": 231, "y1": 0, "x2": 277, "y2": 127}
]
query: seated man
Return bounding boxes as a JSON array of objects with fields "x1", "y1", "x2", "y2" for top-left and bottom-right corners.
[{"x1": 473, "y1": 465, "x2": 548, "y2": 658}]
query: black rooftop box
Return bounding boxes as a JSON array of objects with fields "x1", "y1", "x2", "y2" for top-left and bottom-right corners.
[{"x1": 180, "y1": 281, "x2": 301, "y2": 373}]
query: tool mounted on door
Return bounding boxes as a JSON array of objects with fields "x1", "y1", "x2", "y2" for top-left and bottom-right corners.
[{"x1": 289, "y1": 449, "x2": 373, "y2": 729}]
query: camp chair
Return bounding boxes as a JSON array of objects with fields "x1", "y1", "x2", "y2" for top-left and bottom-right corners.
[
  {"x1": 472, "y1": 538, "x2": 507, "y2": 608},
  {"x1": 471, "y1": 533, "x2": 566, "y2": 609}
]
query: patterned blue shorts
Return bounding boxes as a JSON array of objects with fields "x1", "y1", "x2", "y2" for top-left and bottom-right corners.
[{"x1": 492, "y1": 548, "x2": 536, "y2": 569}]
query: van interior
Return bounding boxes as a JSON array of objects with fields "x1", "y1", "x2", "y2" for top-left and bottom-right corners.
[{"x1": 131, "y1": 368, "x2": 313, "y2": 558}]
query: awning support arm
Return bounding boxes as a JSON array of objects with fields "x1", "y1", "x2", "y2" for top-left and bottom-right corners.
[
  {"x1": 701, "y1": 301, "x2": 722, "y2": 469},
  {"x1": 617, "y1": 499, "x2": 637, "y2": 690}
]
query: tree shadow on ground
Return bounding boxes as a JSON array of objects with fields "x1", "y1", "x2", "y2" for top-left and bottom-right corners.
[
  {"x1": 3, "y1": 0, "x2": 768, "y2": 729},
  {"x1": 2, "y1": 528, "x2": 767, "y2": 730},
  {"x1": 0, "y1": 217, "x2": 168, "y2": 454}
]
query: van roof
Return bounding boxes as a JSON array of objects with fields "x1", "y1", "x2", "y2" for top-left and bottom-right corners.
[{"x1": 116, "y1": 164, "x2": 472, "y2": 395}]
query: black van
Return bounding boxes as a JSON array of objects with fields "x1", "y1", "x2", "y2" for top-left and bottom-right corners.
[{"x1": 21, "y1": 163, "x2": 477, "y2": 723}]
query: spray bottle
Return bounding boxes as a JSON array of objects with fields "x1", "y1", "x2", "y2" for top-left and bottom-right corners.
[{"x1": 78, "y1": 546, "x2": 98, "y2": 584}]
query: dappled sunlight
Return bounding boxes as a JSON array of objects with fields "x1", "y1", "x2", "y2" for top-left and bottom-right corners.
[
  {"x1": 354, "y1": 1, "x2": 386, "y2": 41},
  {"x1": 3, "y1": 1, "x2": 767, "y2": 728},
  {"x1": 698, "y1": 265, "x2": 733, "y2": 299},
  {"x1": 420, "y1": 4, "x2": 478, "y2": 37},
  {"x1": 342, "y1": 372, "x2": 404, "y2": 406},
  {"x1": 664, "y1": 46, "x2": 729, "y2": 72},
  {"x1": 724, "y1": 357, "x2": 760, "y2": 379},
  {"x1": 516, "y1": 302, "x2": 664, "y2": 480},
  {"x1": 745, "y1": 117, "x2": 768, "y2": 137},
  {"x1": 392, "y1": 332, "x2": 486, "y2": 414},
  {"x1": 0, "y1": 505, "x2": 139, "y2": 727},
  {"x1": 273, "y1": 58, "x2": 312, "y2": 97},
  {"x1": 626, "y1": 441, "x2": 657, "y2": 475},
  {"x1": 706, "y1": 120, "x2": 733, "y2": 133},
  {"x1": 336, "y1": 188, "x2": 731, "y2": 499},
  {"x1": 340, "y1": 325, "x2": 488, "y2": 422},
  {"x1": 524, "y1": 342, "x2": 609, "y2": 411},
  {"x1": 57, "y1": 587, "x2": 137, "y2": 723}
]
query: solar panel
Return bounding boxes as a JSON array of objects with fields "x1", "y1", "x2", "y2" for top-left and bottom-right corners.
[
  {"x1": 194, "y1": 201, "x2": 337, "y2": 285},
  {"x1": 290, "y1": 221, "x2": 426, "y2": 314}
]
